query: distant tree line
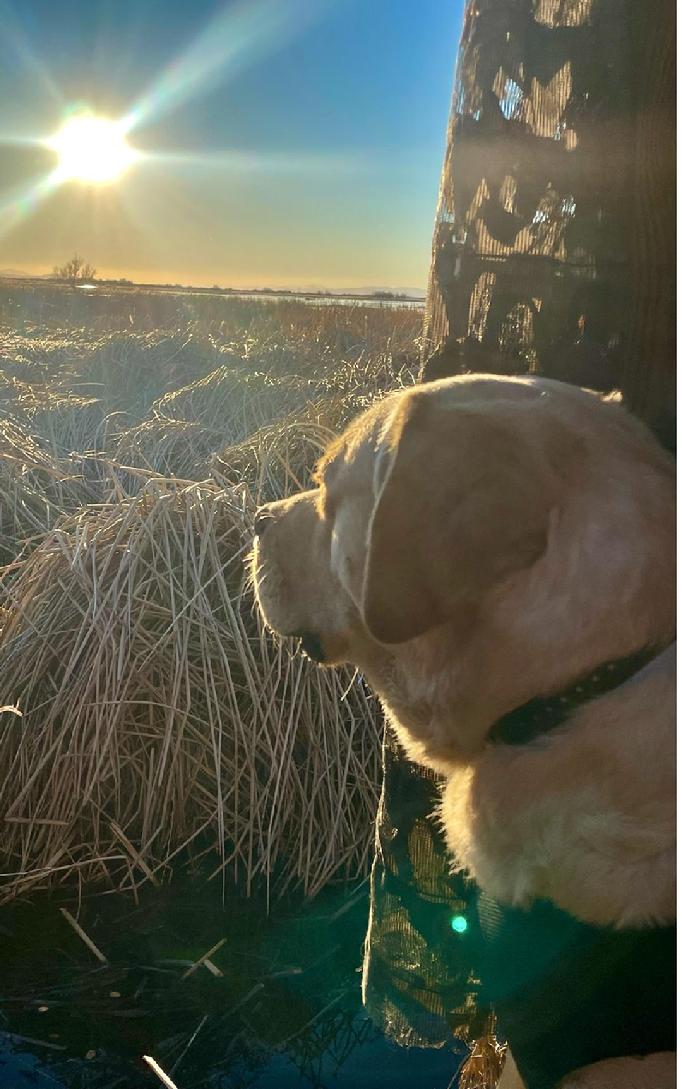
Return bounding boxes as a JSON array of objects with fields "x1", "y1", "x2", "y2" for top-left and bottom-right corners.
[{"x1": 52, "y1": 255, "x2": 96, "y2": 284}]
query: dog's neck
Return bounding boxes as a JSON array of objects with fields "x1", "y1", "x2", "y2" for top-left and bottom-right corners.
[
  {"x1": 488, "y1": 644, "x2": 670, "y2": 747},
  {"x1": 365, "y1": 635, "x2": 673, "y2": 777},
  {"x1": 357, "y1": 495, "x2": 675, "y2": 774}
]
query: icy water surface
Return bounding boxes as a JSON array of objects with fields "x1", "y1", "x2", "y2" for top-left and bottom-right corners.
[{"x1": 0, "y1": 879, "x2": 464, "y2": 1088}]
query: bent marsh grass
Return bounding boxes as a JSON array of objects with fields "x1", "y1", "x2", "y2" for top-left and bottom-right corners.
[{"x1": 0, "y1": 286, "x2": 422, "y2": 903}]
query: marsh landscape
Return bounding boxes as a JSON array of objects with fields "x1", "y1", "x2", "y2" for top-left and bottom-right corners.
[{"x1": 0, "y1": 282, "x2": 467, "y2": 1087}]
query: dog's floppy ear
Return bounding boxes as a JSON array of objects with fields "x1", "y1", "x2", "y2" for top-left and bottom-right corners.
[{"x1": 362, "y1": 391, "x2": 559, "y2": 644}]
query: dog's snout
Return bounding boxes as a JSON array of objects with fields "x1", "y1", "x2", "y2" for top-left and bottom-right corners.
[{"x1": 254, "y1": 507, "x2": 277, "y2": 537}]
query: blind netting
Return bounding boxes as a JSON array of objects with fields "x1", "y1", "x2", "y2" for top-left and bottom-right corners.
[
  {"x1": 363, "y1": 3, "x2": 675, "y2": 1086},
  {"x1": 423, "y1": 0, "x2": 675, "y2": 445}
]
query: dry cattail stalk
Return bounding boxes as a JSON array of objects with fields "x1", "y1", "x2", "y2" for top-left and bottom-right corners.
[
  {"x1": 0, "y1": 297, "x2": 422, "y2": 904},
  {"x1": 0, "y1": 479, "x2": 382, "y2": 904}
]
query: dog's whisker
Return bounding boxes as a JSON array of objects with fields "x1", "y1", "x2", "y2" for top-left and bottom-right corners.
[{"x1": 339, "y1": 668, "x2": 359, "y2": 702}]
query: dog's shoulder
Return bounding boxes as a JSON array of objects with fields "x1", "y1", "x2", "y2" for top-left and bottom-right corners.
[{"x1": 441, "y1": 644, "x2": 676, "y2": 927}]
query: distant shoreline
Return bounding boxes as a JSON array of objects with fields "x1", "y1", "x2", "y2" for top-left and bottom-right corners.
[{"x1": 0, "y1": 275, "x2": 425, "y2": 306}]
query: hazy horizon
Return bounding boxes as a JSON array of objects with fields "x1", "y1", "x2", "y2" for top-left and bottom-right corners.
[{"x1": 0, "y1": 263, "x2": 427, "y2": 294}]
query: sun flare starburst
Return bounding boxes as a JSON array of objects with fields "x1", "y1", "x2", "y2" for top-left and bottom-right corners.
[
  {"x1": 47, "y1": 114, "x2": 137, "y2": 184},
  {"x1": 2, "y1": 0, "x2": 342, "y2": 241}
]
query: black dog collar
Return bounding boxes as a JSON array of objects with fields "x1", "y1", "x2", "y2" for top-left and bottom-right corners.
[{"x1": 488, "y1": 645, "x2": 668, "y2": 747}]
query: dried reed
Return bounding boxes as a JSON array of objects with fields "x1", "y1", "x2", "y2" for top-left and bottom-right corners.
[
  {"x1": 0, "y1": 415, "x2": 93, "y2": 561},
  {"x1": 0, "y1": 479, "x2": 382, "y2": 904},
  {"x1": 0, "y1": 291, "x2": 422, "y2": 902}
]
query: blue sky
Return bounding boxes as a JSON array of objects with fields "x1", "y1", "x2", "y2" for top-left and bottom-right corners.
[{"x1": 0, "y1": 0, "x2": 464, "y2": 289}]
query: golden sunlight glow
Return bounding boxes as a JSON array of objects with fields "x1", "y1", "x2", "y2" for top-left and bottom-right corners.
[{"x1": 47, "y1": 114, "x2": 136, "y2": 184}]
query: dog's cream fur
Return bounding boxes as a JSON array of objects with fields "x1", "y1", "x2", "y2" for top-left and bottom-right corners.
[{"x1": 253, "y1": 374, "x2": 675, "y2": 1086}]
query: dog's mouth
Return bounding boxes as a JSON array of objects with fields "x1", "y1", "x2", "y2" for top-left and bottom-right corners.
[{"x1": 295, "y1": 631, "x2": 326, "y2": 664}]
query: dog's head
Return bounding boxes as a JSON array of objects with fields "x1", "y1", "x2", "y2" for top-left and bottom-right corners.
[{"x1": 252, "y1": 374, "x2": 601, "y2": 667}]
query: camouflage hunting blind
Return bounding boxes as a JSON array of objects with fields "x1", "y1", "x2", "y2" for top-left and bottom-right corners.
[
  {"x1": 364, "y1": 2, "x2": 676, "y2": 1084},
  {"x1": 423, "y1": 0, "x2": 675, "y2": 446}
]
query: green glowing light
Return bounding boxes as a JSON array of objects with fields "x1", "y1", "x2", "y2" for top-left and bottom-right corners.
[{"x1": 450, "y1": 914, "x2": 468, "y2": 934}]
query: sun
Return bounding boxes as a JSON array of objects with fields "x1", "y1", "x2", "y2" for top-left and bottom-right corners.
[{"x1": 47, "y1": 114, "x2": 137, "y2": 185}]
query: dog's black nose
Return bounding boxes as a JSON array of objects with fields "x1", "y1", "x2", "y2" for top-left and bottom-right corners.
[
  {"x1": 299, "y1": 632, "x2": 325, "y2": 663},
  {"x1": 254, "y1": 508, "x2": 276, "y2": 537}
]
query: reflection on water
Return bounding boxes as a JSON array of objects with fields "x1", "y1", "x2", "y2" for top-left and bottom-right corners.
[
  {"x1": 74, "y1": 282, "x2": 425, "y2": 309},
  {"x1": 0, "y1": 879, "x2": 464, "y2": 1088},
  {"x1": 212, "y1": 293, "x2": 425, "y2": 310}
]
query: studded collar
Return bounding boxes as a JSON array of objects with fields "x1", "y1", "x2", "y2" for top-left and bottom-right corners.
[{"x1": 488, "y1": 645, "x2": 668, "y2": 747}]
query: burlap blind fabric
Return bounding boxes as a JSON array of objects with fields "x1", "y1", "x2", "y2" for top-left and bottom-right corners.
[
  {"x1": 362, "y1": 0, "x2": 675, "y2": 1075},
  {"x1": 423, "y1": 0, "x2": 675, "y2": 445}
]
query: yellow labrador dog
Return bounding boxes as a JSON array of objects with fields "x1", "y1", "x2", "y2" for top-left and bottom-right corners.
[{"x1": 252, "y1": 374, "x2": 675, "y2": 1087}]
